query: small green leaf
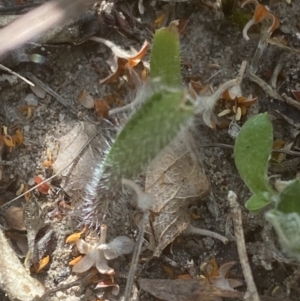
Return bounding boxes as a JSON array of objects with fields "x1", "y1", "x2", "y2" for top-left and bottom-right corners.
[
  {"x1": 245, "y1": 191, "x2": 273, "y2": 211},
  {"x1": 266, "y1": 209, "x2": 300, "y2": 261},
  {"x1": 234, "y1": 113, "x2": 274, "y2": 194},
  {"x1": 150, "y1": 23, "x2": 181, "y2": 87},
  {"x1": 102, "y1": 90, "x2": 193, "y2": 187},
  {"x1": 277, "y1": 179, "x2": 300, "y2": 215}
]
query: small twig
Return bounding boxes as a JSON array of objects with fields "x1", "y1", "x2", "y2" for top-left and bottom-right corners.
[
  {"x1": 122, "y1": 179, "x2": 152, "y2": 301},
  {"x1": 0, "y1": 64, "x2": 34, "y2": 86},
  {"x1": 0, "y1": 0, "x2": 94, "y2": 56},
  {"x1": 184, "y1": 224, "x2": 229, "y2": 244},
  {"x1": 248, "y1": 72, "x2": 283, "y2": 101},
  {"x1": 271, "y1": 53, "x2": 285, "y2": 89},
  {"x1": 227, "y1": 191, "x2": 260, "y2": 301}
]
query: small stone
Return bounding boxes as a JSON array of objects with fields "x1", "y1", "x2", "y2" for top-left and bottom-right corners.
[
  {"x1": 59, "y1": 113, "x2": 65, "y2": 122},
  {"x1": 30, "y1": 84, "x2": 46, "y2": 99},
  {"x1": 24, "y1": 93, "x2": 38, "y2": 106}
]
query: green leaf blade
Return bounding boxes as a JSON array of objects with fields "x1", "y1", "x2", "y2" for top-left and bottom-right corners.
[
  {"x1": 245, "y1": 191, "x2": 273, "y2": 212},
  {"x1": 234, "y1": 113, "x2": 274, "y2": 194},
  {"x1": 150, "y1": 24, "x2": 181, "y2": 87},
  {"x1": 277, "y1": 179, "x2": 300, "y2": 215},
  {"x1": 266, "y1": 209, "x2": 300, "y2": 261},
  {"x1": 102, "y1": 90, "x2": 193, "y2": 186}
]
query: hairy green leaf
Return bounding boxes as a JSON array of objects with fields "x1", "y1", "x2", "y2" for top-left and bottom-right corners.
[
  {"x1": 277, "y1": 179, "x2": 300, "y2": 215},
  {"x1": 266, "y1": 209, "x2": 300, "y2": 261},
  {"x1": 102, "y1": 90, "x2": 193, "y2": 186},
  {"x1": 150, "y1": 23, "x2": 181, "y2": 87},
  {"x1": 245, "y1": 191, "x2": 273, "y2": 212},
  {"x1": 234, "y1": 113, "x2": 274, "y2": 195}
]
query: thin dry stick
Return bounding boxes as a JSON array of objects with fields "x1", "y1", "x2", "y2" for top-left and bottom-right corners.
[
  {"x1": 0, "y1": 64, "x2": 34, "y2": 86},
  {"x1": 122, "y1": 179, "x2": 152, "y2": 301},
  {"x1": 184, "y1": 224, "x2": 229, "y2": 244},
  {"x1": 0, "y1": 0, "x2": 93, "y2": 56},
  {"x1": 228, "y1": 190, "x2": 260, "y2": 301}
]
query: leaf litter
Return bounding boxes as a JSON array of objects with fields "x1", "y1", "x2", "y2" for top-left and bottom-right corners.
[{"x1": 0, "y1": 0, "x2": 298, "y2": 300}]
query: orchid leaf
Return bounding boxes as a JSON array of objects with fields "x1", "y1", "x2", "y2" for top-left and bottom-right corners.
[
  {"x1": 277, "y1": 179, "x2": 300, "y2": 215},
  {"x1": 234, "y1": 113, "x2": 274, "y2": 195},
  {"x1": 150, "y1": 22, "x2": 181, "y2": 87},
  {"x1": 266, "y1": 209, "x2": 300, "y2": 261},
  {"x1": 102, "y1": 90, "x2": 193, "y2": 187}
]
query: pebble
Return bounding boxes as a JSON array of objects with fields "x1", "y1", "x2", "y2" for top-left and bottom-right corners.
[
  {"x1": 24, "y1": 93, "x2": 38, "y2": 106},
  {"x1": 30, "y1": 84, "x2": 46, "y2": 99}
]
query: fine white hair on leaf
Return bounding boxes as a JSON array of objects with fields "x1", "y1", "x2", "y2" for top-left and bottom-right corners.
[
  {"x1": 122, "y1": 179, "x2": 152, "y2": 211},
  {"x1": 99, "y1": 236, "x2": 135, "y2": 260}
]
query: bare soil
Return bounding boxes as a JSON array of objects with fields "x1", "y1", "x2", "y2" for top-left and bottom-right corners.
[{"x1": 1, "y1": 1, "x2": 300, "y2": 301}]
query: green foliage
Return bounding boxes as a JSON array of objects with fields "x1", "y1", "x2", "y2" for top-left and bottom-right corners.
[
  {"x1": 234, "y1": 113, "x2": 274, "y2": 207},
  {"x1": 245, "y1": 191, "x2": 273, "y2": 212},
  {"x1": 266, "y1": 210, "x2": 300, "y2": 261},
  {"x1": 277, "y1": 179, "x2": 300, "y2": 215},
  {"x1": 149, "y1": 24, "x2": 181, "y2": 87},
  {"x1": 102, "y1": 23, "x2": 185, "y2": 186},
  {"x1": 102, "y1": 90, "x2": 193, "y2": 185},
  {"x1": 234, "y1": 112, "x2": 300, "y2": 261}
]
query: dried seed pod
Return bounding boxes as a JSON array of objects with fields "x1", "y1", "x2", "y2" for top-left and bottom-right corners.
[
  {"x1": 78, "y1": 90, "x2": 95, "y2": 109},
  {"x1": 5, "y1": 206, "x2": 26, "y2": 231}
]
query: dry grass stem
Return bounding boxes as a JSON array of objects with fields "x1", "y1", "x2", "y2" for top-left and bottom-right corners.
[{"x1": 228, "y1": 190, "x2": 260, "y2": 301}]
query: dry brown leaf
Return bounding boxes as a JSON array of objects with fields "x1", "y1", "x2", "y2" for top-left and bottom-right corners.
[
  {"x1": 139, "y1": 278, "x2": 244, "y2": 301},
  {"x1": 69, "y1": 255, "x2": 83, "y2": 266},
  {"x1": 66, "y1": 227, "x2": 86, "y2": 243},
  {"x1": 52, "y1": 122, "x2": 107, "y2": 201},
  {"x1": 94, "y1": 99, "x2": 109, "y2": 119},
  {"x1": 3, "y1": 135, "x2": 15, "y2": 148},
  {"x1": 162, "y1": 264, "x2": 177, "y2": 279},
  {"x1": 292, "y1": 90, "x2": 300, "y2": 102},
  {"x1": 154, "y1": 13, "x2": 166, "y2": 28},
  {"x1": 14, "y1": 129, "x2": 24, "y2": 145},
  {"x1": 91, "y1": 37, "x2": 149, "y2": 84},
  {"x1": 34, "y1": 175, "x2": 50, "y2": 194},
  {"x1": 145, "y1": 129, "x2": 210, "y2": 257},
  {"x1": 35, "y1": 255, "x2": 50, "y2": 273}
]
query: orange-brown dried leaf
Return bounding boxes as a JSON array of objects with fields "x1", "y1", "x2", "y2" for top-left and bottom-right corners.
[
  {"x1": 127, "y1": 41, "x2": 149, "y2": 68},
  {"x1": 254, "y1": 4, "x2": 269, "y2": 23},
  {"x1": 66, "y1": 232, "x2": 83, "y2": 243},
  {"x1": 14, "y1": 129, "x2": 24, "y2": 145},
  {"x1": 222, "y1": 89, "x2": 234, "y2": 101},
  {"x1": 43, "y1": 160, "x2": 54, "y2": 168},
  {"x1": 154, "y1": 13, "x2": 166, "y2": 28},
  {"x1": 178, "y1": 17, "x2": 190, "y2": 34},
  {"x1": 34, "y1": 175, "x2": 50, "y2": 194},
  {"x1": 177, "y1": 273, "x2": 192, "y2": 279},
  {"x1": 35, "y1": 255, "x2": 50, "y2": 273},
  {"x1": 23, "y1": 184, "x2": 31, "y2": 202},
  {"x1": 4, "y1": 135, "x2": 15, "y2": 148},
  {"x1": 292, "y1": 90, "x2": 300, "y2": 102},
  {"x1": 162, "y1": 264, "x2": 176, "y2": 279},
  {"x1": 94, "y1": 99, "x2": 109, "y2": 119},
  {"x1": 69, "y1": 255, "x2": 83, "y2": 266},
  {"x1": 66, "y1": 226, "x2": 87, "y2": 243}
]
